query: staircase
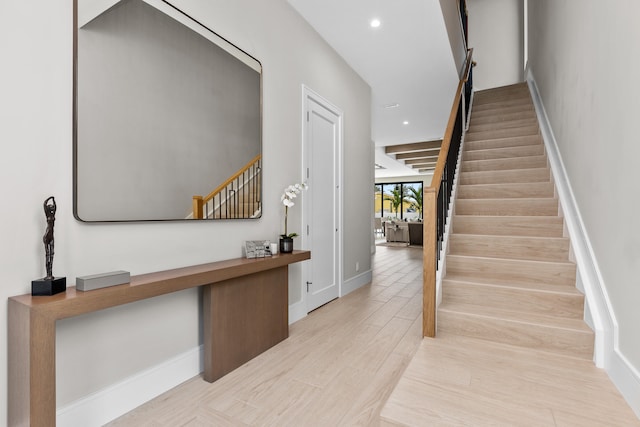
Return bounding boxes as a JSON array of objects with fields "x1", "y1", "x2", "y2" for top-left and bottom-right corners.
[{"x1": 438, "y1": 82, "x2": 595, "y2": 359}]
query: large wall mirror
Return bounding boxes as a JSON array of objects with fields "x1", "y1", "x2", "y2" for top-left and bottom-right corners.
[{"x1": 74, "y1": 0, "x2": 262, "y2": 221}]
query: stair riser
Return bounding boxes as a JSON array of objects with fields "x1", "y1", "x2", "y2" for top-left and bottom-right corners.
[
  {"x1": 451, "y1": 216, "x2": 564, "y2": 238},
  {"x1": 469, "y1": 111, "x2": 538, "y2": 126},
  {"x1": 446, "y1": 256, "x2": 576, "y2": 287},
  {"x1": 457, "y1": 182, "x2": 555, "y2": 199},
  {"x1": 462, "y1": 156, "x2": 548, "y2": 173},
  {"x1": 443, "y1": 281, "x2": 585, "y2": 319},
  {"x1": 471, "y1": 104, "x2": 536, "y2": 120},
  {"x1": 474, "y1": 90, "x2": 532, "y2": 105},
  {"x1": 437, "y1": 311, "x2": 594, "y2": 359},
  {"x1": 449, "y1": 234, "x2": 570, "y2": 262},
  {"x1": 465, "y1": 125, "x2": 540, "y2": 142},
  {"x1": 467, "y1": 118, "x2": 539, "y2": 134},
  {"x1": 463, "y1": 145, "x2": 545, "y2": 162},
  {"x1": 465, "y1": 135, "x2": 542, "y2": 152},
  {"x1": 474, "y1": 84, "x2": 530, "y2": 98},
  {"x1": 455, "y1": 198, "x2": 559, "y2": 216},
  {"x1": 475, "y1": 82, "x2": 529, "y2": 95},
  {"x1": 458, "y1": 168, "x2": 550, "y2": 185}
]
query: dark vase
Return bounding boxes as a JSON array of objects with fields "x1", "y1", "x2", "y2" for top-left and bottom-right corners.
[{"x1": 279, "y1": 237, "x2": 294, "y2": 253}]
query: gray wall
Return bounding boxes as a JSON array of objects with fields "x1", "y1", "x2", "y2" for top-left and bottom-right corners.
[
  {"x1": 439, "y1": 0, "x2": 468, "y2": 76},
  {"x1": 468, "y1": 0, "x2": 524, "y2": 90},
  {"x1": 0, "y1": 0, "x2": 371, "y2": 418},
  {"x1": 528, "y1": 0, "x2": 640, "y2": 384}
]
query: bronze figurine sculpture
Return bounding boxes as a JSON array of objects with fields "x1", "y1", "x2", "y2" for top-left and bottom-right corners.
[
  {"x1": 32, "y1": 196, "x2": 66, "y2": 295},
  {"x1": 43, "y1": 196, "x2": 56, "y2": 279}
]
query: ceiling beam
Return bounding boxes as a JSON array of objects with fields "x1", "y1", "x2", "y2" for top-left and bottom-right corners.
[
  {"x1": 404, "y1": 156, "x2": 439, "y2": 165},
  {"x1": 417, "y1": 167, "x2": 435, "y2": 173},
  {"x1": 411, "y1": 162, "x2": 436, "y2": 169},
  {"x1": 395, "y1": 150, "x2": 440, "y2": 160},
  {"x1": 385, "y1": 140, "x2": 442, "y2": 154}
]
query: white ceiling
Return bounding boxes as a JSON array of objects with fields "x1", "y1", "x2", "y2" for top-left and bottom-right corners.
[{"x1": 287, "y1": 0, "x2": 459, "y2": 178}]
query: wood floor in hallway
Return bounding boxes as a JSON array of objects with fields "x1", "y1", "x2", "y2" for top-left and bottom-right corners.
[
  {"x1": 107, "y1": 244, "x2": 639, "y2": 426},
  {"x1": 107, "y1": 245, "x2": 425, "y2": 426}
]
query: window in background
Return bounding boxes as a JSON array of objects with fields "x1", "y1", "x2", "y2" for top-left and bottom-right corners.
[{"x1": 374, "y1": 181, "x2": 423, "y2": 221}]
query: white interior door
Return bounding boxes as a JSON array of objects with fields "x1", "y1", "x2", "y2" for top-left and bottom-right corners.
[{"x1": 303, "y1": 87, "x2": 342, "y2": 312}]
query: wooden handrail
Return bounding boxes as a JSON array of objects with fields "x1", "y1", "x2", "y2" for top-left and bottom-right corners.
[{"x1": 423, "y1": 48, "x2": 473, "y2": 338}]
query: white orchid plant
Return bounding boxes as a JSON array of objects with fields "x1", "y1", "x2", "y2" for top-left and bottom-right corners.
[{"x1": 280, "y1": 182, "x2": 308, "y2": 238}]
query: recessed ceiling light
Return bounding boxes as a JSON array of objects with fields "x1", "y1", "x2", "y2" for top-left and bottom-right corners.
[
  {"x1": 370, "y1": 18, "x2": 381, "y2": 28},
  {"x1": 403, "y1": 121, "x2": 409, "y2": 125}
]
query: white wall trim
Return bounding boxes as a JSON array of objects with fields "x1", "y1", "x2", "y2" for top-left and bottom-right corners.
[
  {"x1": 342, "y1": 269, "x2": 373, "y2": 297},
  {"x1": 528, "y1": 71, "x2": 640, "y2": 418},
  {"x1": 57, "y1": 345, "x2": 203, "y2": 427},
  {"x1": 609, "y1": 350, "x2": 640, "y2": 419},
  {"x1": 300, "y1": 84, "x2": 344, "y2": 314},
  {"x1": 527, "y1": 72, "x2": 614, "y2": 367},
  {"x1": 289, "y1": 299, "x2": 307, "y2": 324}
]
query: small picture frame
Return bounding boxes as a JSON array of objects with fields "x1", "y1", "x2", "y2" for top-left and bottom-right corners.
[{"x1": 244, "y1": 240, "x2": 272, "y2": 258}]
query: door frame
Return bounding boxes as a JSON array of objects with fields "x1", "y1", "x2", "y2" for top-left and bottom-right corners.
[{"x1": 301, "y1": 84, "x2": 343, "y2": 313}]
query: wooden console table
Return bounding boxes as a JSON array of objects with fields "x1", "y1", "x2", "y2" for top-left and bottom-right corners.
[{"x1": 8, "y1": 250, "x2": 310, "y2": 427}]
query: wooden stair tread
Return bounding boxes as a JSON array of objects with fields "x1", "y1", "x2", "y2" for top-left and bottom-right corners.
[
  {"x1": 458, "y1": 168, "x2": 551, "y2": 185},
  {"x1": 457, "y1": 181, "x2": 555, "y2": 199},
  {"x1": 461, "y1": 155, "x2": 548, "y2": 172},
  {"x1": 464, "y1": 125, "x2": 540, "y2": 142},
  {"x1": 449, "y1": 233, "x2": 569, "y2": 262},
  {"x1": 473, "y1": 95, "x2": 533, "y2": 107},
  {"x1": 439, "y1": 301, "x2": 592, "y2": 333},
  {"x1": 467, "y1": 117, "x2": 538, "y2": 132},
  {"x1": 442, "y1": 274, "x2": 579, "y2": 294},
  {"x1": 470, "y1": 104, "x2": 536, "y2": 119},
  {"x1": 468, "y1": 110, "x2": 538, "y2": 125},
  {"x1": 442, "y1": 279, "x2": 584, "y2": 320},
  {"x1": 451, "y1": 215, "x2": 564, "y2": 237},
  {"x1": 464, "y1": 134, "x2": 542, "y2": 150},
  {"x1": 463, "y1": 144, "x2": 544, "y2": 161},
  {"x1": 446, "y1": 254, "x2": 576, "y2": 287},
  {"x1": 455, "y1": 197, "x2": 559, "y2": 216},
  {"x1": 437, "y1": 306, "x2": 594, "y2": 360}
]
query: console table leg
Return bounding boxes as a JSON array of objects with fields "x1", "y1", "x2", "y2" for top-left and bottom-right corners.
[
  {"x1": 203, "y1": 266, "x2": 289, "y2": 382},
  {"x1": 9, "y1": 300, "x2": 57, "y2": 427}
]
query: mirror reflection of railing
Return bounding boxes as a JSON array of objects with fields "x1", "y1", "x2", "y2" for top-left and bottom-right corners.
[
  {"x1": 423, "y1": 49, "x2": 474, "y2": 338},
  {"x1": 192, "y1": 155, "x2": 262, "y2": 219},
  {"x1": 74, "y1": 0, "x2": 262, "y2": 222}
]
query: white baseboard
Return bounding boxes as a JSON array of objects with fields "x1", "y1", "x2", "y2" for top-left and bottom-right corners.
[
  {"x1": 610, "y1": 350, "x2": 640, "y2": 419},
  {"x1": 526, "y1": 71, "x2": 615, "y2": 368},
  {"x1": 56, "y1": 345, "x2": 203, "y2": 427},
  {"x1": 289, "y1": 299, "x2": 307, "y2": 324},
  {"x1": 342, "y1": 269, "x2": 372, "y2": 297},
  {"x1": 527, "y1": 71, "x2": 640, "y2": 418}
]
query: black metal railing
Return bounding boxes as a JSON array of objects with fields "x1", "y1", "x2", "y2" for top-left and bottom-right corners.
[
  {"x1": 423, "y1": 49, "x2": 473, "y2": 338},
  {"x1": 436, "y1": 98, "x2": 464, "y2": 267}
]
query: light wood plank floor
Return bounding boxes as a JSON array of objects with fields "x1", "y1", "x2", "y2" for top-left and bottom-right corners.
[
  {"x1": 108, "y1": 245, "x2": 639, "y2": 426},
  {"x1": 107, "y1": 245, "x2": 425, "y2": 426}
]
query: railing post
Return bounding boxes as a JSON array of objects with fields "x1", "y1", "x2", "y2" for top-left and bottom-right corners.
[
  {"x1": 193, "y1": 196, "x2": 203, "y2": 219},
  {"x1": 423, "y1": 187, "x2": 437, "y2": 338}
]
